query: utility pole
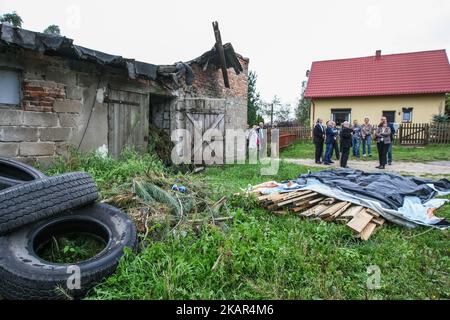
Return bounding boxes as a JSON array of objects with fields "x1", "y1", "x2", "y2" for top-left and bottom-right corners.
[{"x1": 270, "y1": 103, "x2": 274, "y2": 127}]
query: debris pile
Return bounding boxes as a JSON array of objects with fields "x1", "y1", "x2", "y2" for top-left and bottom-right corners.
[
  {"x1": 103, "y1": 171, "x2": 232, "y2": 237},
  {"x1": 251, "y1": 183, "x2": 385, "y2": 240}
]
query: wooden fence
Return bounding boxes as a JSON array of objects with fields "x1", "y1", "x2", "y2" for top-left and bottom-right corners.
[
  {"x1": 268, "y1": 122, "x2": 450, "y2": 148},
  {"x1": 397, "y1": 122, "x2": 450, "y2": 145}
]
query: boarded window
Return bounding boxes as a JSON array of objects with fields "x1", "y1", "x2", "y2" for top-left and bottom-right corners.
[{"x1": 0, "y1": 69, "x2": 21, "y2": 106}]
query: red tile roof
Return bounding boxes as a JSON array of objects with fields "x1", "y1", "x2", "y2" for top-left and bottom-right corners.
[{"x1": 305, "y1": 49, "x2": 450, "y2": 99}]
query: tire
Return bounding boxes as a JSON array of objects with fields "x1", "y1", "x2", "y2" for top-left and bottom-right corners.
[
  {"x1": 0, "y1": 157, "x2": 46, "y2": 189},
  {"x1": 0, "y1": 203, "x2": 137, "y2": 300},
  {"x1": 0, "y1": 172, "x2": 98, "y2": 235}
]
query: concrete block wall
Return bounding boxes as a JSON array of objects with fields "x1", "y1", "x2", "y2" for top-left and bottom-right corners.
[
  {"x1": 0, "y1": 109, "x2": 74, "y2": 165},
  {"x1": 0, "y1": 50, "x2": 92, "y2": 166}
]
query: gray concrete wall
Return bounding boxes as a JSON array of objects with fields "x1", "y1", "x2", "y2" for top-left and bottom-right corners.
[{"x1": 0, "y1": 48, "x2": 169, "y2": 166}]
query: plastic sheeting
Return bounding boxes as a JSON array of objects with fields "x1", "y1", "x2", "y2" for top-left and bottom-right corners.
[
  {"x1": 292, "y1": 169, "x2": 450, "y2": 229},
  {"x1": 0, "y1": 24, "x2": 158, "y2": 80}
]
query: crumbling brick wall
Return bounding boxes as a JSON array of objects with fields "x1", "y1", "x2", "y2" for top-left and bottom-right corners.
[
  {"x1": 0, "y1": 49, "x2": 139, "y2": 166},
  {"x1": 0, "y1": 46, "x2": 249, "y2": 166},
  {"x1": 173, "y1": 56, "x2": 249, "y2": 131}
]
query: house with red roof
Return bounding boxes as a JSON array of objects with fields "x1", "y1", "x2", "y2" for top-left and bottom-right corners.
[{"x1": 305, "y1": 49, "x2": 450, "y2": 125}]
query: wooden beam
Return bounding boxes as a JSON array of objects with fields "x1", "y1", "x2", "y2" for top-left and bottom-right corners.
[{"x1": 212, "y1": 21, "x2": 230, "y2": 88}]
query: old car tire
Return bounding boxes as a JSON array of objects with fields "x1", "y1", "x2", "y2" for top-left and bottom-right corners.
[
  {"x1": 0, "y1": 203, "x2": 137, "y2": 300},
  {"x1": 0, "y1": 157, "x2": 46, "y2": 189},
  {"x1": 0, "y1": 172, "x2": 98, "y2": 235}
]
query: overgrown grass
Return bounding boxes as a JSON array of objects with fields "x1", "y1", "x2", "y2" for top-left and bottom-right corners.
[
  {"x1": 42, "y1": 152, "x2": 449, "y2": 299},
  {"x1": 91, "y1": 194, "x2": 449, "y2": 300},
  {"x1": 281, "y1": 141, "x2": 450, "y2": 163},
  {"x1": 45, "y1": 149, "x2": 165, "y2": 198}
]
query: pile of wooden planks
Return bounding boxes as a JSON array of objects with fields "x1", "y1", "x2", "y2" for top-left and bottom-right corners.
[{"x1": 255, "y1": 189, "x2": 386, "y2": 240}]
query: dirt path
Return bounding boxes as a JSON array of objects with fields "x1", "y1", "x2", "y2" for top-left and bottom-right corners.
[{"x1": 283, "y1": 158, "x2": 450, "y2": 176}]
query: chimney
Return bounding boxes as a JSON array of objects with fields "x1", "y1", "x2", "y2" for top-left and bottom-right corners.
[{"x1": 375, "y1": 50, "x2": 382, "y2": 59}]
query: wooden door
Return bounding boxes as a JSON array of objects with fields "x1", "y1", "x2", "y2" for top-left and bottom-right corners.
[
  {"x1": 382, "y1": 111, "x2": 396, "y2": 124},
  {"x1": 186, "y1": 112, "x2": 225, "y2": 164},
  {"x1": 107, "y1": 88, "x2": 149, "y2": 158}
]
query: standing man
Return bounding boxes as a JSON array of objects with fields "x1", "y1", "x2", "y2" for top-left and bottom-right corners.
[
  {"x1": 375, "y1": 119, "x2": 392, "y2": 169},
  {"x1": 313, "y1": 118, "x2": 325, "y2": 164},
  {"x1": 324, "y1": 121, "x2": 335, "y2": 165},
  {"x1": 340, "y1": 121, "x2": 353, "y2": 168},
  {"x1": 351, "y1": 119, "x2": 361, "y2": 158},
  {"x1": 332, "y1": 122, "x2": 340, "y2": 161},
  {"x1": 385, "y1": 118, "x2": 396, "y2": 165},
  {"x1": 361, "y1": 117, "x2": 373, "y2": 157}
]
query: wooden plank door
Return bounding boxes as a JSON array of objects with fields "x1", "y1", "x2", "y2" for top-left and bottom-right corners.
[
  {"x1": 107, "y1": 88, "x2": 149, "y2": 158},
  {"x1": 186, "y1": 112, "x2": 225, "y2": 164}
]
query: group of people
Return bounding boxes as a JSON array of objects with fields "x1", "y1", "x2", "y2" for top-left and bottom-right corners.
[{"x1": 313, "y1": 116, "x2": 396, "y2": 169}]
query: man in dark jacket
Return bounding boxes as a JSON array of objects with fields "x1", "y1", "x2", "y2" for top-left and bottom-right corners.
[
  {"x1": 340, "y1": 121, "x2": 353, "y2": 168},
  {"x1": 313, "y1": 118, "x2": 325, "y2": 164},
  {"x1": 324, "y1": 121, "x2": 335, "y2": 165}
]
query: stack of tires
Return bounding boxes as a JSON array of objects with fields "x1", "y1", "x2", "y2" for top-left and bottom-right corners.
[{"x1": 0, "y1": 158, "x2": 137, "y2": 300}]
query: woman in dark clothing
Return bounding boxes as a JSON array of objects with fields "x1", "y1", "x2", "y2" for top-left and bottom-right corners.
[
  {"x1": 375, "y1": 121, "x2": 392, "y2": 169},
  {"x1": 340, "y1": 121, "x2": 353, "y2": 168}
]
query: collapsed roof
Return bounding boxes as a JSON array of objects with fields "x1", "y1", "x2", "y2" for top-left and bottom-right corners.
[{"x1": 0, "y1": 23, "x2": 245, "y2": 85}]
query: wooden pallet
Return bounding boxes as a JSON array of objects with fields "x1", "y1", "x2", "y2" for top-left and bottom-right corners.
[{"x1": 254, "y1": 188, "x2": 386, "y2": 241}]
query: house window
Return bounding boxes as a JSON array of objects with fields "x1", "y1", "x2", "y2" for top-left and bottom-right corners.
[
  {"x1": 331, "y1": 108, "x2": 351, "y2": 126},
  {"x1": 0, "y1": 69, "x2": 21, "y2": 106},
  {"x1": 402, "y1": 108, "x2": 413, "y2": 123}
]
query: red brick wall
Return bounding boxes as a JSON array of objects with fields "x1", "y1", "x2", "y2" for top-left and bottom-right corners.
[
  {"x1": 22, "y1": 80, "x2": 66, "y2": 112},
  {"x1": 186, "y1": 56, "x2": 249, "y2": 99}
]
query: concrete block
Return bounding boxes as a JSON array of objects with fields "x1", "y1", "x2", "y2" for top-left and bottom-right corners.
[
  {"x1": 15, "y1": 157, "x2": 37, "y2": 166},
  {"x1": 163, "y1": 120, "x2": 170, "y2": 129},
  {"x1": 39, "y1": 127, "x2": 72, "y2": 142},
  {"x1": 53, "y1": 100, "x2": 82, "y2": 113},
  {"x1": 23, "y1": 112, "x2": 59, "y2": 127},
  {"x1": 55, "y1": 142, "x2": 70, "y2": 156},
  {"x1": 65, "y1": 86, "x2": 83, "y2": 100},
  {"x1": 46, "y1": 68, "x2": 77, "y2": 86},
  {"x1": 0, "y1": 142, "x2": 19, "y2": 156},
  {"x1": 0, "y1": 110, "x2": 22, "y2": 126},
  {"x1": 0, "y1": 127, "x2": 39, "y2": 142},
  {"x1": 20, "y1": 142, "x2": 55, "y2": 156},
  {"x1": 35, "y1": 156, "x2": 57, "y2": 168},
  {"x1": 58, "y1": 113, "x2": 78, "y2": 127}
]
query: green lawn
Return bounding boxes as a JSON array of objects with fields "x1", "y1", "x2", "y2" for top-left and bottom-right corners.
[
  {"x1": 43, "y1": 153, "x2": 449, "y2": 300},
  {"x1": 281, "y1": 141, "x2": 450, "y2": 163}
]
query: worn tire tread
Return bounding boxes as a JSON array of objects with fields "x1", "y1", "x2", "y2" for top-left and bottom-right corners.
[{"x1": 0, "y1": 172, "x2": 98, "y2": 235}]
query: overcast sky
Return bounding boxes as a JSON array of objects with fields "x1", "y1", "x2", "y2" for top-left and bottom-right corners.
[{"x1": 2, "y1": 0, "x2": 450, "y2": 109}]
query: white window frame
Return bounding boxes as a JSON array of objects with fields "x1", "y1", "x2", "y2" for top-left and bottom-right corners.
[
  {"x1": 402, "y1": 107, "x2": 413, "y2": 123},
  {"x1": 0, "y1": 67, "x2": 22, "y2": 108}
]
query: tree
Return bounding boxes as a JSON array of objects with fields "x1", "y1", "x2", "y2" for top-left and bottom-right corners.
[
  {"x1": 247, "y1": 71, "x2": 264, "y2": 125},
  {"x1": 43, "y1": 25, "x2": 61, "y2": 35},
  {"x1": 260, "y1": 95, "x2": 293, "y2": 125},
  {"x1": 0, "y1": 11, "x2": 23, "y2": 27},
  {"x1": 295, "y1": 80, "x2": 311, "y2": 126}
]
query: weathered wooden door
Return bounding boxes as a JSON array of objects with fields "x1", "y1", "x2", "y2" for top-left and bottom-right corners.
[
  {"x1": 185, "y1": 112, "x2": 225, "y2": 164},
  {"x1": 107, "y1": 88, "x2": 149, "y2": 158}
]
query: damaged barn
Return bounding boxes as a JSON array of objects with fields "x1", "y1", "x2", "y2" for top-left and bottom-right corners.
[{"x1": 0, "y1": 22, "x2": 249, "y2": 165}]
